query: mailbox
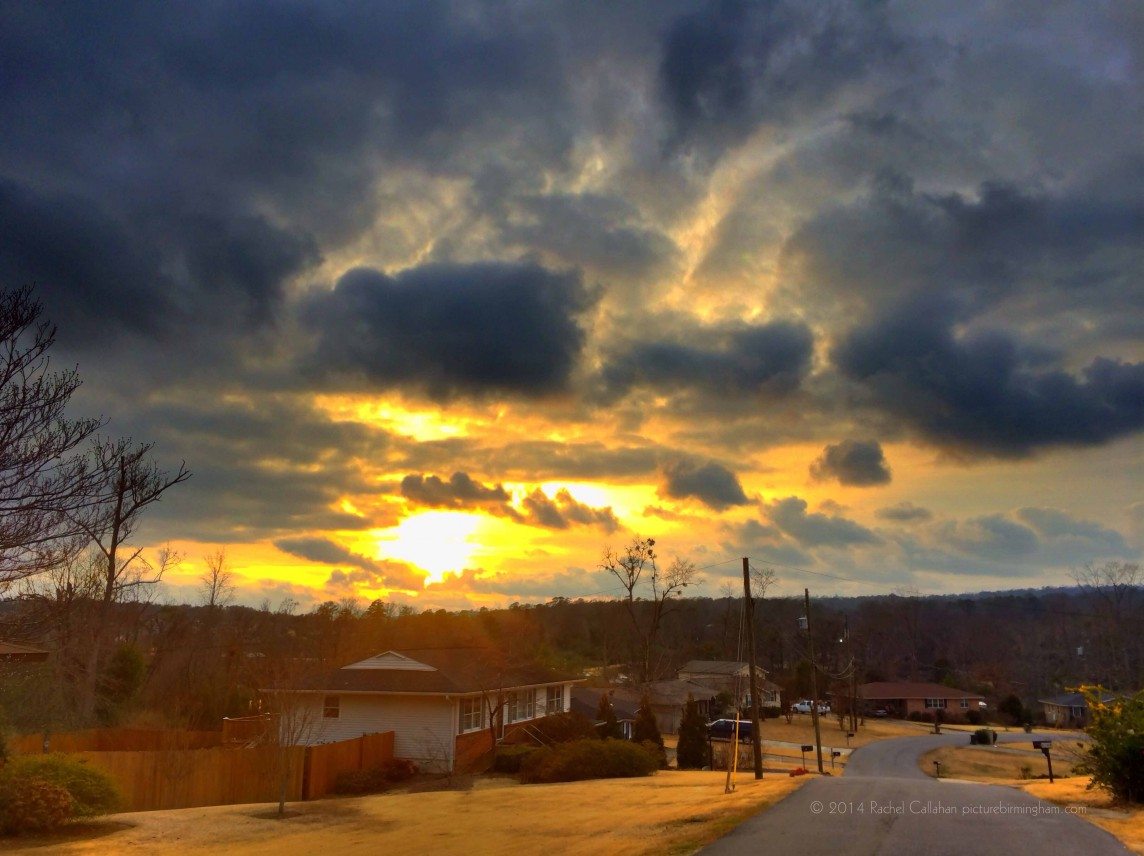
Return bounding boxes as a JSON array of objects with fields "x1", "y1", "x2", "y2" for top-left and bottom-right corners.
[{"x1": 801, "y1": 744, "x2": 814, "y2": 752}]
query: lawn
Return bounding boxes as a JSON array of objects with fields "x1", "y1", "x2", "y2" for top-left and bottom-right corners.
[
  {"x1": 1020, "y1": 778, "x2": 1144, "y2": 855},
  {"x1": 919, "y1": 744, "x2": 1077, "y2": 782},
  {"x1": 3, "y1": 771, "x2": 805, "y2": 856}
]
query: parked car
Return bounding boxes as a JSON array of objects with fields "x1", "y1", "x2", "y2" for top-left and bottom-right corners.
[
  {"x1": 707, "y1": 719, "x2": 753, "y2": 741},
  {"x1": 791, "y1": 700, "x2": 830, "y2": 714},
  {"x1": 869, "y1": 707, "x2": 890, "y2": 718}
]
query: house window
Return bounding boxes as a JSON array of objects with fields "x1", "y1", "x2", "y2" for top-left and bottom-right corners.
[
  {"x1": 546, "y1": 686, "x2": 564, "y2": 714},
  {"x1": 960, "y1": 698, "x2": 969, "y2": 709},
  {"x1": 323, "y1": 696, "x2": 340, "y2": 718},
  {"x1": 507, "y1": 691, "x2": 536, "y2": 722},
  {"x1": 461, "y1": 697, "x2": 483, "y2": 732},
  {"x1": 924, "y1": 698, "x2": 947, "y2": 709}
]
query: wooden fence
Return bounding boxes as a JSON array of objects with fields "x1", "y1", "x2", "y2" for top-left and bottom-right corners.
[
  {"x1": 75, "y1": 744, "x2": 305, "y2": 812},
  {"x1": 10, "y1": 728, "x2": 223, "y2": 755},
  {"x1": 13, "y1": 731, "x2": 395, "y2": 812},
  {"x1": 304, "y1": 731, "x2": 394, "y2": 799}
]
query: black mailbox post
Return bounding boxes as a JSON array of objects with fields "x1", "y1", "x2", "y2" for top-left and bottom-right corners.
[{"x1": 1032, "y1": 740, "x2": 1054, "y2": 783}]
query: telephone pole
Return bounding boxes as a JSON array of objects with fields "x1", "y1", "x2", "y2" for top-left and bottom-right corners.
[
  {"x1": 742, "y1": 557, "x2": 763, "y2": 779},
  {"x1": 804, "y1": 587, "x2": 824, "y2": 774}
]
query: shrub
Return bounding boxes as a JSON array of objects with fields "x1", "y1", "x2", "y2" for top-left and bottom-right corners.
[
  {"x1": 493, "y1": 745, "x2": 538, "y2": 774},
  {"x1": 519, "y1": 739, "x2": 658, "y2": 784},
  {"x1": 1075, "y1": 687, "x2": 1144, "y2": 804},
  {"x1": 595, "y1": 694, "x2": 624, "y2": 740},
  {"x1": 0, "y1": 778, "x2": 73, "y2": 834},
  {"x1": 965, "y1": 709, "x2": 983, "y2": 725},
  {"x1": 1, "y1": 755, "x2": 119, "y2": 818},
  {"x1": 0, "y1": 755, "x2": 119, "y2": 835},
  {"x1": 763, "y1": 707, "x2": 782, "y2": 719},
  {"x1": 332, "y1": 758, "x2": 419, "y2": 795},
  {"x1": 969, "y1": 728, "x2": 997, "y2": 746},
  {"x1": 907, "y1": 711, "x2": 934, "y2": 723},
  {"x1": 508, "y1": 712, "x2": 595, "y2": 745}
]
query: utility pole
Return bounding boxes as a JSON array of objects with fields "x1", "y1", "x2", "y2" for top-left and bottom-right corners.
[
  {"x1": 742, "y1": 557, "x2": 763, "y2": 779},
  {"x1": 804, "y1": 587, "x2": 824, "y2": 774}
]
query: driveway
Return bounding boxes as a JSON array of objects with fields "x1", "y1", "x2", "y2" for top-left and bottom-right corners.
[{"x1": 702, "y1": 731, "x2": 1127, "y2": 856}]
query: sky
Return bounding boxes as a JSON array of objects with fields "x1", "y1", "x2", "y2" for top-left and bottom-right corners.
[{"x1": 1, "y1": 1, "x2": 1141, "y2": 610}]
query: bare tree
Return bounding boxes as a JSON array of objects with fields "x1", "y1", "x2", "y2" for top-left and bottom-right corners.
[
  {"x1": 1072, "y1": 561, "x2": 1142, "y2": 690},
  {"x1": 199, "y1": 548, "x2": 236, "y2": 609},
  {"x1": 71, "y1": 439, "x2": 191, "y2": 719},
  {"x1": 601, "y1": 537, "x2": 698, "y2": 682},
  {"x1": 0, "y1": 286, "x2": 103, "y2": 585}
]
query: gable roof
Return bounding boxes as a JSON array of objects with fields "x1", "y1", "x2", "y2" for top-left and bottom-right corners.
[
  {"x1": 859, "y1": 681, "x2": 984, "y2": 700},
  {"x1": 570, "y1": 687, "x2": 641, "y2": 721},
  {"x1": 285, "y1": 648, "x2": 580, "y2": 696}
]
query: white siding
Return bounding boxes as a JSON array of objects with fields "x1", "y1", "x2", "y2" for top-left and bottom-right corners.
[{"x1": 299, "y1": 694, "x2": 457, "y2": 772}]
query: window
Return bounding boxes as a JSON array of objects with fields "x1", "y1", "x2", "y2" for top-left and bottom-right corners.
[
  {"x1": 924, "y1": 698, "x2": 947, "y2": 709},
  {"x1": 507, "y1": 691, "x2": 536, "y2": 722},
  {"x1": 323, "y1": 696, "x2": 340, "y2": 718},
  {"x1": 546, "y1": 686, "x2": 564, "y2": 714},
  {"x1": 959, "y1": 698, "x2": 969, "y2": 709},
  {"x1": 461, "y1": 697, "x2": 483, "y2": 732}
]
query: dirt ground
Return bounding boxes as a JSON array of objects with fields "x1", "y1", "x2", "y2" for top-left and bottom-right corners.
[{"x1": 4, "y1": 771, "x2": 805, "y2": 856}]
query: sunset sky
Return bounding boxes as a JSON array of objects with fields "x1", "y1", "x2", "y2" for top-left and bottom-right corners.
[{"x1": 2, "y1": 2, "x2": 1140, "y2": 610}]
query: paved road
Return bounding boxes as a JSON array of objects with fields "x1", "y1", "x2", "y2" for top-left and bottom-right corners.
[{"x1": 703, "y1": 732, "x2": 1126, "y2": 856}]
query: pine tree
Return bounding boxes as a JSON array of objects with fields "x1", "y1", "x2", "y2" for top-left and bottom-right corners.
[
  {"x1": 596, "y1": 692, "x2": 623, "y2": 739},
  {"x1": 676, "y1": 693, "x2": 708, "y2": 769},
  {"x1": 633, "y1": 692, "x2": 663, "y2": 746}
]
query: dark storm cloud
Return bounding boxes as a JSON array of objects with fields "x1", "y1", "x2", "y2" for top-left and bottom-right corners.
[
  {"x1": 503, "y1": 193, "x2": 681, "y2": 280},
  {"x1": 1015, "y1": 507, "x2": 1136, "y2": 560},
  {"x1": 767, "y1": 497, "x2": 879, "y2": 548},
  {"x1": 661, "y1": 460, "x2": 749, "y2": 510},
  {"x1": 400, "y1": 473, "x2": 513, "y2": 510},
  {"x1": 602, "y1": 320, "x2": 813, "y2": 399},
  {"x1": 787, "y1": 178, "x2": 1144, "y2": 337},
  {"x1": 658, "y1": 0, "x2": 905, "y2": 159},
  {"x1": 810, "y1": 439, "x2": 891, "y2": 486},
  {"x1": 127, "y1": 397, "x2": 393, "y2": 542},
  {"x1": 833, "y1": 296, "x2": 1144, "y2": 456},
  {"x1": 521, "y1": 489, "x2": 619, "y2": 533},
  {"x1": 301, "y1": 263, "x2": 595, "y2": 399},
  {"x1": 274, "y1": 537, "x2": 425, "y2": 591},
  {"x1": 876, "y1": 502, "x2": 933, "y2": 524},
  {"x1": 0, "y1": 2, "x2": 570, "y2": 348}
]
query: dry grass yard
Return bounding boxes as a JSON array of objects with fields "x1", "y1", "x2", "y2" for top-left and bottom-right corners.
[
  {"x1": 920, "y1": 744, "x2": 1078, "y2": 782},
  {"x1": 919, "y1": 745, "x2": 1142, "y2": 854},
  {"x1": 3, "y1": 771, "x2": 806, "y2": 856},
  {"x1": 1019, "y1": 778, "x2": 1144, "y2": 855}
]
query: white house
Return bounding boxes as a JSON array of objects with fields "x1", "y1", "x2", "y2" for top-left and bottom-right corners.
[{"x1": 274, "y1": 648, "x2": 581, "y2": 772}]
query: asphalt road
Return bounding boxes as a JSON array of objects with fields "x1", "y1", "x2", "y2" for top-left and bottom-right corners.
[{"x1": 702, "y1": 731, "x2": 1127, "y2": 856}]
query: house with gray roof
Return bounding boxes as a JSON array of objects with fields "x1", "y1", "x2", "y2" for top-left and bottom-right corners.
[{"x1": 267, "y1": 648, "x2": 581, "y2": 772}]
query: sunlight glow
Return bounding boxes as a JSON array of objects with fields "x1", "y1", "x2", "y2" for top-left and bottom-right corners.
[{"x1": 375, "y1": 511, "x2": 484, "y2": 584}]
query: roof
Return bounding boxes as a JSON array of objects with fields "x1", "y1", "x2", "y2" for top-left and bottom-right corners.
[
  {"x1": 644, "y1": 679, "x2": 720, "y2": 707},
  {"x1": 571, "y1": 687, "x2": 641, "y2": 721},
  {"x1": 283, "y1": 648, "x2": 580, "y2": 696},
  {"x1": 0, "y1": 641, "x2": 49, "y2": 660},
  {"x1": 678, "y1": 660, "x2": 749, "y2": 676},
  {"x1": 1038, "y1": 691, "x2": 1119, "y2": 707},
  {"x1": 859, "y1": 681, "x2": 985, "y2": 701}
]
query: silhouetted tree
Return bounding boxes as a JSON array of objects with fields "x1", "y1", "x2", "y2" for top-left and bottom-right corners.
[
  {"x1": 595, "y1": 692, "x2": 623, "y2": 740},
  {"x1": 676, "y1": 694, "x2": 707, "y2": 769},
  {"x1": 0, "y1": 286, "x2": 102, "y2": 585}
]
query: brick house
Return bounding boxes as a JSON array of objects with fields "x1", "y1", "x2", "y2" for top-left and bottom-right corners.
[{"x1": 859, "y1": 681, "x2": 985, "y2": 719}]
